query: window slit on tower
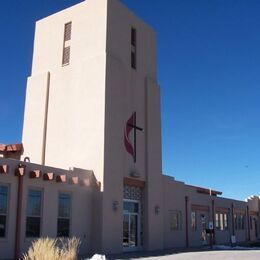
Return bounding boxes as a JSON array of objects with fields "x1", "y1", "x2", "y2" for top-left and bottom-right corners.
[
  {"x1": 62, "y1": 22, "x2": 72, "y2": 66},
  {"x1": 131, "y1": 27, "x2": 137, "y2": 69}
]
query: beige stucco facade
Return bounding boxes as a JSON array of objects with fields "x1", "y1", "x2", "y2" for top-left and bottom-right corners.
[{"x1": 0, "y1": 0, "x2": 259, "y2": 259}]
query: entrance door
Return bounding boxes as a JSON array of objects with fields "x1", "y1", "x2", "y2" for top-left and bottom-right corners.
[
  {"x1": 123, "y1": 200, "x2": 140, "y2": 251},
  {"x1": 200, "y1": 213, "x2": 209, "y2": 245}
]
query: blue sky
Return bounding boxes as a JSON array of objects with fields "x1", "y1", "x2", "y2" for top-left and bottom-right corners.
[{"x1": 1, "y1": 0, "x2": 260, "y2": 200}]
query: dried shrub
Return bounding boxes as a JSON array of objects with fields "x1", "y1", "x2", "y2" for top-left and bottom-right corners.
[{"x1": 23, "y1": 237, "x2": 81, "y2": 260}]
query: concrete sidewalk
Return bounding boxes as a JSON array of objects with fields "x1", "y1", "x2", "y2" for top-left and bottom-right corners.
[
  {"x1": 106, "y1": 247, "x2": 260, "y2": 260},
  {"x1": 135, "y1": 250, "x2": 260, "y2": 260}
]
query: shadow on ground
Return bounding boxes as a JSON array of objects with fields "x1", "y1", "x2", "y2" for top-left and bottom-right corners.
[{"x1": 107, "y1": 247, "x2": 213, "y2": 260}]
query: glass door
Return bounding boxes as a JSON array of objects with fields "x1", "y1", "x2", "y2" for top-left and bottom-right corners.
[
  {"x1": 123, "y1": 200, "x2": 140, "y2": 251},
  {"x1": 200, "y1": 214, "x2": 209, "y2": 245}
]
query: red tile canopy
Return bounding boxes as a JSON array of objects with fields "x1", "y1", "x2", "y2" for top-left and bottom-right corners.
[{"x1": 0, "y1": 143, "x2": 23, "y2": 153}]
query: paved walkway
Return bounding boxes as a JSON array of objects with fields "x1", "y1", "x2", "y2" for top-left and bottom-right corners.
[
  {"x1": 135, "y1": 250, "x2": 260, "y2": 260},
  {"x1": 107, "y1": 248, "x2": 260, "y2": 260}
]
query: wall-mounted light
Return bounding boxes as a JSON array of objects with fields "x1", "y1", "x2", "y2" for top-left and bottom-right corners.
[
  {"x1": 155, "y1": 205, "x2": 160, "y2": 215},
  {"x1": 113, "y1": 201, "x2": 119, "y2": 211},
  {"x1": 130, "y1": 170, "x2": 140, "y2": 178},
  {"x1": 24, "y1": 157, "x2": 30, "y2": 163}
]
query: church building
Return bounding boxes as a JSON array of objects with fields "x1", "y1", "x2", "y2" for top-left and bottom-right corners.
[{"x1": 0, "y1": 0, "x2": 259, "y2": 259}]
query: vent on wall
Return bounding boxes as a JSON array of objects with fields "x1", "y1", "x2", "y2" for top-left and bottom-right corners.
[
  {"x1": 62, "y1": 22, "x2": 72, "y2": 66},
  {"x1": 131, "y1": 27, "x2": 137, "y2": 69}
]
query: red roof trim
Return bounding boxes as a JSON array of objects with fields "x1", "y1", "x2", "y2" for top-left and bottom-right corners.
[
  {"x1": 124, "y1": 177, "x2": 145, "y2": 188},
  {"x1": 0, "y1": 143, "x2": 23, "y2": 152}
]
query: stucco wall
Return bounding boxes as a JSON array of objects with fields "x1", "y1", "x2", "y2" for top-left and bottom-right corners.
[
  {"x1": 0, "y1": 157, "x2": 97, "y2": 259},
  {"x1": 162, "y1": 175, "x2": 254, "y2": 249},
  {"x1": 99, "y1": 0, "x2": 163, "y2": 253},
  {"x1": 22, "y1": 0, "x2": 107, "y2": 186}
]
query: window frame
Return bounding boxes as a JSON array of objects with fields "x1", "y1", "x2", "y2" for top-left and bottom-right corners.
[
  {"x1": 191, "y1": 211, "x2": 197, "y2": 231},
  {"x1": 215, "y1": 212, "x2": 229, "y2": 231},
  {"x1": 0, "y1": 184, "x2": 10, "y2": 239},
  {"x1": 234, "y1": 213, "x2": 245, "y2": 230},
  {"x1": 62, "y1": 22, "x2": 72, "y2": 66},
  {"x1": 131, "y1": 27, "x2": 137, "y2": 70},
  {"x1": 25, "y1": 188, "x2": 43, "y2": 238},
  {"x1": 170, "y1": 210, "x2": 182, "y2": 231},
  {"x1": 57, "y1": 192, "x2": 72, "y2": 237}
]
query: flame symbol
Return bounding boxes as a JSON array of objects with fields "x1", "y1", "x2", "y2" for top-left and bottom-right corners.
[{"x1": 124, "y1": 112, "x2": 135, "y2": 160}]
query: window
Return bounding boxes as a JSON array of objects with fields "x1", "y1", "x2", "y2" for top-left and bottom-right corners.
[
  {"x1": 57, "y1": 193, "x2": 71, "y2": 237},
  {"x1": 26, "y1": 189, "x2": 42, "y2": 237},
  {"x1": 234, "y1": 213, "x2": 245, "y2": 230},
  {"x1": 64, "y1": 22, "x2": 72, "y2": 41},
  {"x1": 0, "y1": 186, "x2": 8, "y2": 237},
  {"x1": 215, "y1": 212, "x2": 228, "y2": 231},
  {"x1": 215, "y1": 213, "x2": 219, "y2": 229},
  {"x1": 170, "y1": 211, "x2": 181, "y2": 230},
  {"x1": 224, "y1": 213, "x2": 228, "y2": 230},
  {"x1": 191, "y1": 211, "x2": 196, "y2": 231},
  {"x1": 131, "y1": 27, "x2": 137, "y2": 69},
  {"x1": 62, "y1": 22, "x2": 72, "y2": 66}
]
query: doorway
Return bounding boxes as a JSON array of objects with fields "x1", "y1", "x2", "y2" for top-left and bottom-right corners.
[
  {"x1": 200, "y1": 213, "x2": 209, "y2": 245},
  {"x1": 123, "y1": 200, "x2": 140, "y2": 251}
]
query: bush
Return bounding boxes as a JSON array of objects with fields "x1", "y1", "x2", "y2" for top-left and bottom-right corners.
[{"x1": 23, "y1": 237, "x2": 81, "y2": 260}]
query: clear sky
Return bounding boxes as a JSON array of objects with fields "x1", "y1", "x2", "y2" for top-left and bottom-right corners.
[{"x1": 1, "y1": 0, "x2": 260, "y2": 201}]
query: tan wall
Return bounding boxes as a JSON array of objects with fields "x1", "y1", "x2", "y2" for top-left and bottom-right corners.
[
  {"x1": 162, "y1": 175, "x2": 254, "y2": 248},
  {"x1": 98, "y1": 0, "x2": 163, "y2": 253},
  {"x1": 0, "y1": 158, "x2": 97, "y2": 259},
  {"x1": 18, "y1": 0, "x2": 260, "y2": 256},
  {"x1": 163, "y1": 176, "x2": 186, "y2": 248},
  {"x1": 22, "y1": 0, "x2": 163, "y2": 254},
  {"x1": 22, "y1": 0, "x2": 107, "y2": 186}
]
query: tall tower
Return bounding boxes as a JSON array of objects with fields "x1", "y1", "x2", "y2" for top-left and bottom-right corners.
[{"x1": 22, "y1": 0, "x2": 163, "y2": 253}]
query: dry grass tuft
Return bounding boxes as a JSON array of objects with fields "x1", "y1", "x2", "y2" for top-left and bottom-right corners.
[
  {"x1": 60, "y1": 237, "x2": 81, "y2": 260},
  {"x1": 23, "y1": 237, "x2": 81, "y2": 260}
]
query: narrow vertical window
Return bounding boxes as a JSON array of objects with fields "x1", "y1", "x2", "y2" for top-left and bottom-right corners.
[
  {"x1": 26, "y1": 189, "x2": 42, "y2": 237},
  {"x1": 241, "y1": 215, "x2": 245, "y2": 230},
  {"x1": 131, "y1": 27, "x2": 137, "y2": 69},
  {"x1": 191, "y1": 211, "x2": 196, "y2": 231},
  {"x1": 224, "y1": 213, "x2": 228, "y2": 230},
  {"x1": 0, "y1": 186, "x2": 8, "y2": 237},
  {"x1": 234, "y1": 214, "x2": 237, "y2": 230},
  {"x1": 219, "y1": 213, "x2": 224, "y2": 230},
  {"x1": 62, "y1": 22, "x2": 72, "y2": 66},
  {"x1": 57, "y1": 193, "x2": 71, "y2": 237},
  {"x1": 215, "y1": 213, "x2": 219, "y2": 230}
]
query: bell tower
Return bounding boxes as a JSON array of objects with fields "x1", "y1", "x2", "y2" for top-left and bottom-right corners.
[{"x1": 22, "y1": 0, "x2": 164, "y2": 253}]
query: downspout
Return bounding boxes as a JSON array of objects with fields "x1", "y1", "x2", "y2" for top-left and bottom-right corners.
[
  {"x1": 185, "y1": 196, "x2": 189, "y2": 248},
  {"x1": 231, "y1": 203, "x2": 235, "y2": 236},
  {"x1": 211, "y1": 199, "x2": 215, "y2": 244},
  {"x1": 14, "y1": 166, "x2": 25, "y2": 259}
]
